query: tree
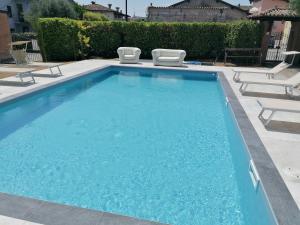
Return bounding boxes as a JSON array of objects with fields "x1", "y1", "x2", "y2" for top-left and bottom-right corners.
[
  {"x1": 290, "y1": 0, "x2": 300, "y2": 14},
  {"x1": 26, "y1": 0, "x2": 79, "y2": 30},
  {"x1": 72, "y1": 1, "x2": 86, "y2": 19}
]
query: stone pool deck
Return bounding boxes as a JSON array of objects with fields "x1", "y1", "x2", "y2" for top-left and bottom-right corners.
[{"x1": 0, "y1": 59, "x2": 299, "y2": 224}]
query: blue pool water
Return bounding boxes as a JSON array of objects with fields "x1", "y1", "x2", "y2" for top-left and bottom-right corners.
[{"x1": 0, "y1": 67, "x2": 276, "y2": 225}]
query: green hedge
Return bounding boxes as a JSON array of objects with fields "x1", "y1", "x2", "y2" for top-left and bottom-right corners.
[
  {"x1": 37, "y1": 18, "x2": 262, "y2": 61},
  {"x1": 82, "y1": 11, "x2": 109, "y2": 21},
  {"x1": 226, "y1": 21, "x2": 263, "y2": 48},
  {"x1": 38, "y1": 18, "x2": 82, "y2": 61}
]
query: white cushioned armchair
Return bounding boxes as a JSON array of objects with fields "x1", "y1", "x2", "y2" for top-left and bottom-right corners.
[
  {"x1": 117, "y1": 47, "x2": 141, "y2": 64},
  {"x1": 152, "y1": 49, "x2": 186, "y2": 67}
]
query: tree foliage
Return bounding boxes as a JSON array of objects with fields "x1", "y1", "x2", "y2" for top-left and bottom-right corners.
[
  {"x1": 290, "y1": 0, "x2": 300, "y2": 14},
  {"x1": 26, "y1": 0, "x2": 79, "y2": 30}
]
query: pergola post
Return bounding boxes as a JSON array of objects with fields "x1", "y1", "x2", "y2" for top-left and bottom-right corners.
[
  {"x1": 260, "y1": 21, "x2": 273, "y2": 64},
  {"x1": 249, "y1": 8, "x2": 300, "y2": 64}
]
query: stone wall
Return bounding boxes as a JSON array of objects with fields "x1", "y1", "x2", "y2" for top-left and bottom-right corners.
[
  {"x1": 148, "y1": 7, "x2": 247, "y2": 22},
  {"x1": 147, "y1": 0, "x2": 248, "y2": 22},
  {"x1": 0, "y1": 11, "x2": 11, "y2": 61}
]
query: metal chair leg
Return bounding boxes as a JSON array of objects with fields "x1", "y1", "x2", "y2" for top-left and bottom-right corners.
[
  {"x1": 258, "y1": 109, "x2": 265, "y2": 119},
  {"x1": 239, "y1": 83, "x2": 248, "y2": 94},
  {"x1": 233, "y1": 72, "x2": 240, "y2": 82},
  {"x1": 57, "y1": 66, "x2": 63, "y2": 76},
  {"x1": 264, "y1": 111, "x2": 275, "y2": 126}
]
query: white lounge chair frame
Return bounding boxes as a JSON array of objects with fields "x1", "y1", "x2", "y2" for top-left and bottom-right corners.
[
  {"x1": 30, "y1": 62, "x2": 63, "y2": 77},
  {"x1": 117, "y1": 47, "x2": 141, "y2": 64},
  {"x1": 152, "y1": 49, "x2": 186, "y2": 67},
  {"x1": 233, "y1": 62, "x2": 290, "y2": 82},
  {"x1": 10, "y1": 42, "x2": 63, "y2": 77},
  {"x1": 257, "y1": 99, "x2": 300, "y2": 126},
  {"x1": 239, "y1": 72, "x2": 300, "y2": 97},
  {"x1": 233, "y1": 51, "x2": 300, "y2": 82},
  {"x1": 16, "y1": 71, "x2": 36, "y2": 84},
  {"x1": 0, "y1": 69, "x2": 35, "y2": 86}
]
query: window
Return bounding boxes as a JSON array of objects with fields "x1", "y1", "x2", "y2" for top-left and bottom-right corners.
[
  {"x1": 22, "y1": 26, "x2": 29, "y2": 32},
  {"x1": 16, "y1": 3, "x2": 24, "y2": 22},
  {"x1": 7, "y1": 6, "x2": 12, "y2": 17}
]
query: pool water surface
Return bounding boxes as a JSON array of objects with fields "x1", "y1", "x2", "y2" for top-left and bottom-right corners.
[{"x1": 0, "y1": 67, "x2": 276, "y2": 225}]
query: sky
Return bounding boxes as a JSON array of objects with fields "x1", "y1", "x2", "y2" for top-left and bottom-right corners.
[{"x1": 75, "y1": 0, "x2": 250, "y2": 17}]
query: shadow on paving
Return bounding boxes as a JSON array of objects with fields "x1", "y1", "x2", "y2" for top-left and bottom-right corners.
[
  {"x1": 262, "y1": 120, "x2": 300, "y2": 134},
  {"x1": 242, "y1": 91, "x2": 300, "y2": 100}
]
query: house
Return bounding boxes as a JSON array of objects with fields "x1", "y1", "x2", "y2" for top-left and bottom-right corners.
[
  {"x1": 147, "y1": 0, "x2": 249, "y2": 22},
  {"x1": 84, "y1": 1, "x2": 128, "y2": 20},
  {"x1": 249, "y1": 0, "x2": 289, "y2": 32},
  {"x1": 250, "y1": 0, "x2": 289, "y2": 12},
  {"x1": 0, "y1": 10, "x2": 12, "y2": 61},
  {"x1": 0, "y1": 0, "x2": 31, "y2": 32}
]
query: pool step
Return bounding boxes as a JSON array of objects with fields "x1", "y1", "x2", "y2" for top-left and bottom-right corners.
[{"x1": 249, "y1": 160, "x2": 260, "y2": 190}]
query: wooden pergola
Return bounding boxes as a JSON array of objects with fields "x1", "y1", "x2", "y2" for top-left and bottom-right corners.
[{"x1": 249, "y1": 8, "x2": 300, "y2": 64}]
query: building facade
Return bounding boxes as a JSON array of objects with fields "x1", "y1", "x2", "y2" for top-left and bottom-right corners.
[
  {"x1": 84, "y1": 1, "x2": 128, "y2": 20},
  {"x1": 0, "y1": 0, "x2": 30, "y2": 32},
  {"x1": 147, "y1": 0, "x2": 249, "y2": 22},
  {"x1": 249, "y1": 0, "x2": 289, "y2": 32},
  {"x1": 250, "y1": 0, "x2": 289, "y2": 12}
]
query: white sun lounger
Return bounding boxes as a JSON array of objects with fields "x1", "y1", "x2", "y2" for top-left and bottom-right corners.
[
  {"x1": 239, "y1": 72, "x2": 300, "y2": 97},
  {"x1": 233, "y1": 62, "x2": 290, "y2": 82},
  {"x1": 233, "y1": 51, "x2": 300, "y2": 82},
  {"x1": 29, "y1": 62, "x2": 63, "y2": 77},
  {"x1": 10, "y1": 46, "x2": 63, "y2": 77},
  {"x1": 0, "y1": 67, "x2": 35, "y2": 86},
  {"x1": 257, "y1": 99, "x2": 300, "y2": 126}
]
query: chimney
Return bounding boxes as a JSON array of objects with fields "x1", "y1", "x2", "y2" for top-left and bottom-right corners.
[
  {"x1": 150, "y1": 3, "x2": 153, "y2": 6},
  {"x1": 108, "y1": 4, "x2": 112, "y2": 9},
  {"x1": 116, "y1": 7, "x2": 119, "y2": 12},
  {"x1": 91, "y1": 1, "x2": 96, "y2": 4}
]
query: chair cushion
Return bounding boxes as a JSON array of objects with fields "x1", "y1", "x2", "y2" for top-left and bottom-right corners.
[
  {"x1": 124, "y1": 54, "x2": 136, "y2": 59},
  {"x1": 158, "y1": 56, "x2": 180, "y2": 62}
]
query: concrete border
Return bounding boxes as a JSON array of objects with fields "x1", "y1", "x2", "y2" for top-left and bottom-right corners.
[
  {"x1": 0, "y1": 65, "x2": 299, "y2": 225},
  {"x1": 0, "y1": 192, "x2": 166, "y2": 225}
]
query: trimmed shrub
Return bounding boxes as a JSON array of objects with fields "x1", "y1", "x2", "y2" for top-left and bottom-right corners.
[
  {"x1": 226, "y1": 20, "x2": 263, "y2": 48},
  {"x1": 83, "y1": 11, "x2": 109, "y2": 21},
  {"x1": 37, "y1": 18, "x2": 263, "y2": 61},
  {"x1": 83, "y1": 21, "x2": 122, "y2": 58},
  {"x1": 38, "y1": 18, "x2": 83, "y2": 61},
  {"x1": 122, "y1": 22, "x2": 228, "y2": 59}
]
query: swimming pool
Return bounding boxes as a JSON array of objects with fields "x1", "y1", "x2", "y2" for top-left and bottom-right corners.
[{"x1": 0, "y1": 66, "x2": 277, "y2": 225}]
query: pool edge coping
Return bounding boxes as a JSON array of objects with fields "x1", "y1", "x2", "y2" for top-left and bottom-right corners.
[
  {"x1": 218, "y1": 72, "x2": 300, "y2": 225},
  {"x1": 0, "y1": 63, "x2": 299, "y2": 225}
]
